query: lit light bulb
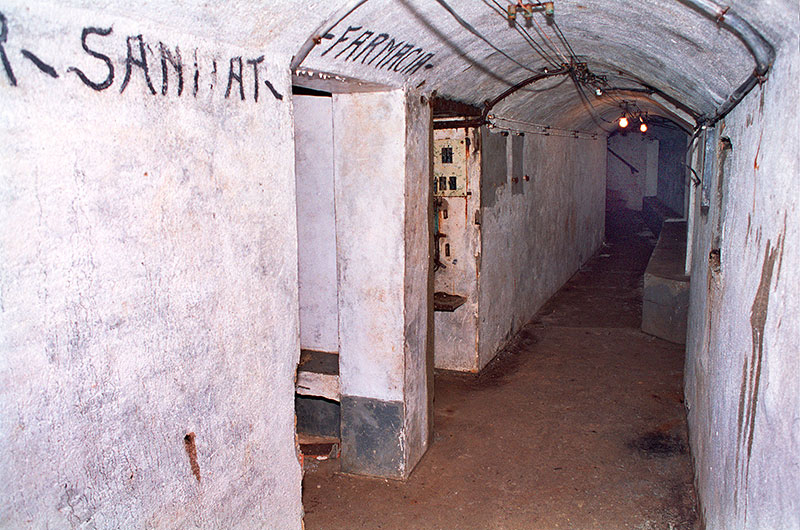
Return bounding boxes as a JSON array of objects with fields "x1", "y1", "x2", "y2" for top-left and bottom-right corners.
[
  {"x1": 618, "y1": 116, "x2": 629, "y2": 128},
  {"x1": 595, "y1": 88, "x2": 603, "y2": 96},
  {"x1": 640, "y1": 122, "x2": 648, "y2": 133}
]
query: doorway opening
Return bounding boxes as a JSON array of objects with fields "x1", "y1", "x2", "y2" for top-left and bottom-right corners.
[{"x1": 292, "y1": 76, "x2": 435, "y2": 482}]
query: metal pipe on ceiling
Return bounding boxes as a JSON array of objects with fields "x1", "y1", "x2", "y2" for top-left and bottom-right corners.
[
  {"x1": 676, "y1": 0, "x2": 775, "y2": 126},
  {"x1": 482, "y1": 67, "x2": 570, "y2": 118}
]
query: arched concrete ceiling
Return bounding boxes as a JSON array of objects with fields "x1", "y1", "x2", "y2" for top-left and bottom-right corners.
[
  {"x1": 293, "y1": 0, "x2": 796, "y2": 130},
  {"x1": 53, "y1": 0, "x2": 795, "y2": 130}
]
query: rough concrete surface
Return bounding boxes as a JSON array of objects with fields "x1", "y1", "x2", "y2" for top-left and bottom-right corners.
[
  {"x1": 300, "y1": 0, "x2": 796, "y2": 129},
  {"x1": 333, "y1": 90, "x2": 407, "y2": 403},
  {"x1": 0, "y1": 4, "x2": 302, "y2": 528},
  {"x1": 643, "y1": 221, "x2": 690, "y2": 344},
  {"x1": 302, "y1": 209, "x2": 697, "y2": 530},
  {"x1": 401, "y1": 88, "x2": 433, "y2": 477},
  {"x1": 295, "y1": 94, "x2": 339, "y2": 353},
  {"x1": 332, "y1": 89, "x2": 431, "y2": 479},
  {"x1": 478, "y1": 130, "x2": 606, "y2": 370},
  {"x1": 684, "y1": 38, "x2": 800, "y2": 530}
]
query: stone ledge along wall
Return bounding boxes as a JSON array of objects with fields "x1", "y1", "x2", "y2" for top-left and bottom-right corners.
[{"x1": 0, "y1": 4, "x2": 303, "y2": 528}]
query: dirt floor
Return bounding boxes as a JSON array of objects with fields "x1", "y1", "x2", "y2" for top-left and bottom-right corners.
[{"x1": 301, "y1": 209, "x2": 698, "y2": 530}]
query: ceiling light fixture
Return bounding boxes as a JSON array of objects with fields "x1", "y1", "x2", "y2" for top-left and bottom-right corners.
[
  {"x1": 639, "y1": 122, "x2": 648, "y2": 133},
  {"x1": 618, "y1": 116, "x2": 629, "y2": 128}
]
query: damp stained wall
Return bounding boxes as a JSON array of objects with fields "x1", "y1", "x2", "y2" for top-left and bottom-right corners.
[
  {"x1": 402, "y1": 89, "x2": 433, "y2": 474},
  {"x1": 0, "y1": 4, "x2": 302, "y2": 528},
  {"x1": 295, "y1": 94, "x2": 338, "y2": 353},
  {"x1": 477, "y1": 129, "x2": 606, "y2": 369},
  {"x1": 684, "y1": 38, "x2": 800, "y2": 530}
]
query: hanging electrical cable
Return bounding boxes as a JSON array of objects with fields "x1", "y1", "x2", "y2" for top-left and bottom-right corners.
[
  {"x1": 433, "y1": 0, "x2": 542, "y2": 74},
  {"x1": 482, "y1": 0, "x2": 562, "y2": 68},
  {"x1": 499, "y1": 0, "x2": 572, "y2": 67},
  {"x1": 551, "y1": 19, "x2": 578, "y2": 60},
  {"x1": 488, "y1": 115, "x2": 599, "y2": 140},
  {"x1": 568, "y1": 69, "x2": 616, "y2": 132},
  {"x1": 524, "y1": 4, "x2": 571, "y2": 65},
  {"x1": 503, "y1": 4, "x2": 564, "y2": 68}
]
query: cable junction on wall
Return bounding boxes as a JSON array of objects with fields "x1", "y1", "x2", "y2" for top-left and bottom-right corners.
[{"x1": 487, "y1": 115, "x2": 599, "y2": 140}]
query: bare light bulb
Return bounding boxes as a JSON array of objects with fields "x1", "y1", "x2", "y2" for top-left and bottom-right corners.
[
  {"x1": 595, "y1": 88, "x2": 603, "y2": 96},
  {"x1": 640, "y1": 122, "x2": 648, "y2": 133},
  {"x1": 619, "y1": 116, "x2": 629, "y2": 128}
]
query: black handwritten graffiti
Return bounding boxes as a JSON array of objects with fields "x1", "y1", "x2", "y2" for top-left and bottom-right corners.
[
  {"x1": 264, "y1": 79, "x2": 283, "y2": 101},
  {"x1": 159, "y1": 42, "x2": 183, "y2": 96},
  {"x1": 226, "y1": 56, "x2": 244, "y2": 100},
  {"x1": 320, "y1": 25, "x2": 434, "y2": 75},
  {"x1": 0, "y1": 11, "x2": 283, "y2": 104},
  {"x1": 21, "y1": 49, "x2": 58, "y2": 78},
  {"x1": 192, "y1": 51, "x2": 199, "y2": 96},
  {"x1": 120, "y1": 35, "x2": 156, "y2": 95},
  {"x1": 247, "y1": 55, "x2": 264, "y2": 101},
  {"x1": 67, "y1": 27, "x2": 114, "y2": 91},
  {"x1": 0, "y1": 12, "x2": 17, "y2": 85}
]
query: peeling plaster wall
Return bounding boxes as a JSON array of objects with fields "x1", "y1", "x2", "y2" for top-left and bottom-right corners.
[
  {"x1": 478, "y1": 130, "x2": 606, "y2": 369},
  {"x1": 0, "y1": 4, "x2": 302, "y2": 529},
  {"x1": 685, "y1": 38, "x2": 800, "y2": 530}
]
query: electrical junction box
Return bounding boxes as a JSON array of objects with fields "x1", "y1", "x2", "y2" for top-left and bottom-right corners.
[{"x1": 433, "y1": 137, "x2": 468, "y2": 197}]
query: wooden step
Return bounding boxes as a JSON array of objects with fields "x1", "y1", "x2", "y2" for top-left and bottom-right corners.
[{"x1": 296, "y1": 349, "x2": 340, "y2": 401}]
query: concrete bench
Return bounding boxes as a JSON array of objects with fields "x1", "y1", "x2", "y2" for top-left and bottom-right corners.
[{"x1": 642, "y1": 220, "x2": 690, "y2": 344}]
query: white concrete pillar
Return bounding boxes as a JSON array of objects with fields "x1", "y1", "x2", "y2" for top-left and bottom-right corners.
[{"x1": 332, "y1": 89, "x2": 431, "y2": 479}]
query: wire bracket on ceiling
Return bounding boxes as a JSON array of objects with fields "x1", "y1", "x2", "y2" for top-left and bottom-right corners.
[
  {"x1": 487, "y1": 115, "x2": 599, "y2": 141},
  {"x1": 506, "y1": 2, "x2": 554, "y2": 27}
]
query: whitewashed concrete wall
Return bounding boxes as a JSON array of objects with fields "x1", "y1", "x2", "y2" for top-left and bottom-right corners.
[
  {"x1": 332, "y1": 89, "x2": 430, "y2": 478},
  {"x1": 334, "y1": 90, "x2": 407, "y2": 402},
  {"x1": 685, "y1": 38, "x2": 800, "y2": 530},
  {"x1": 478, "y1": 130, "x2": 606, "y2": 369},
  {"x1": 0, "y1": 4, "x2": 302, "y2": 528},
  {"x1": 433, "y1": 127, "x2": 481, "y2": 371},
  {"x1": 607, "y1": 132, "x2": 655, "y2": 211},
  {"x1": 653, "y1": 124, "x2": 689, "y2": 216},
  {"x1": 295, "y1": 95, "x2": 338, "y2": 353}
]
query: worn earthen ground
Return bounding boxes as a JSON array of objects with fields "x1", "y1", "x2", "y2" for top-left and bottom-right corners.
[{"x1": 302, "y1": 208, "x2": 698, "y2": 530}]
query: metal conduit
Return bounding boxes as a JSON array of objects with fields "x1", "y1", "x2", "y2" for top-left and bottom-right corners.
[
  {"x1": 482, "y1": 67, "x2": 570, "y2": 119},
  {"x1": 677, "y1": 0, "x2": 776, "y2": 126}
]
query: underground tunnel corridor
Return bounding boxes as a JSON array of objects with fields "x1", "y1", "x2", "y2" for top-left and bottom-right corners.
[
  {"x1": 301, "y1": 207, "x2": 697, "y2": 530},
  {"x1": 2, "y1": 0, "x2": 797, "y2": 528}
]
